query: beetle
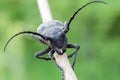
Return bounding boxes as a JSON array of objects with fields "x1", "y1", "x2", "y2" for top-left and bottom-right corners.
[{"x1": 4, "y1": 1, "x2": 107, "y2": 70}]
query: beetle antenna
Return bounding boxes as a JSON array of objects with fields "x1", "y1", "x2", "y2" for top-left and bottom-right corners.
[
  {"x1": 3, "y1": 31, "x2": 50, "y2": 52},
  {"x1": 66, "y1": 0, "x2": 107, "y2": 32}
]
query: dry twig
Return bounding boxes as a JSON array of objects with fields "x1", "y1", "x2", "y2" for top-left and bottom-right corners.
[{"x1": 37, "y1": 0, "x2": 77, "y2": 80}]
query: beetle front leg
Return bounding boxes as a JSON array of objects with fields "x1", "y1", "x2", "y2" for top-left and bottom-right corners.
[
  {"x1": 49, "y1": 50, "x2": 63, "y2": 71},
  {"x1": 35, "y1": 47, "x2": 51, "y2": 61},
  {"x1": 67, "y1": 44, "x2": 80, "y2": 69},
  {"x1": 49, "y1": 50, "x2": 64, "y2": 80}
]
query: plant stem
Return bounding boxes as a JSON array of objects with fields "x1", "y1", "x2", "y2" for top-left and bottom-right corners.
[{"x1": 37, "y1": 0, "x2": 77, "y2": 80}]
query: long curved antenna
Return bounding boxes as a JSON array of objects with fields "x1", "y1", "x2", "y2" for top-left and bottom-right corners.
[
  {"x1": 3, "y1": 31, "x2": 50, "y2": 52},
  {"x1": 65, "y1": 0, "x2": 107, "y2": 33}
]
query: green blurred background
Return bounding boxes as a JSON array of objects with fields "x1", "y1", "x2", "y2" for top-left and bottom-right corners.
[{"x1": 0, "y1": 0, "x2": 120, "y2": 80}]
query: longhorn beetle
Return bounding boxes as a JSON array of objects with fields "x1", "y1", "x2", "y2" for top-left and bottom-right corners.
[{"x1": 4, "y1": 1, "x2": 107, "y2": 70}]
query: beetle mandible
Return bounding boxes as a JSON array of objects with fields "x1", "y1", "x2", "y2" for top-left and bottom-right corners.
[{"x1": 4, "y1": 1, "x2": 107, "y2": 69}]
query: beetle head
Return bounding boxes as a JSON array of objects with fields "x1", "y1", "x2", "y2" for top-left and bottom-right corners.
[
  {"x1": 48, "y1": 30, "x2": 67, "y2": 55},
  {"x1": 50, "y1": 32, "x2": 67, "y2": 47}
]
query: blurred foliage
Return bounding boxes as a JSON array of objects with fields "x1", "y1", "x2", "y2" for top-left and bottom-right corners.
[{"x1": 0, "y1": 0, "x2": 120, "y2": 80}]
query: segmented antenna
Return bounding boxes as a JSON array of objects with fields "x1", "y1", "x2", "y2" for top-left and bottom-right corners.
[
  {"x1": 3, "y1": 31, "x2": 48, "y2": 52},
  {"x1": 67, "y1": 0, "x2": 107, "y2": 28}
]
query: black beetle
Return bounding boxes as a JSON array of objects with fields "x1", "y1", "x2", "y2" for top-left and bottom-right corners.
[{"x1": 4, "y1": 1, "x2": 107, "y2": 69}]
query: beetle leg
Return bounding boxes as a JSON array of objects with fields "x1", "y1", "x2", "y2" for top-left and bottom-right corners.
[
  {"x1": 49, "y1": 50, "x2": 64, "y2": 79},
  {"x1": 49, "y1": 50, "x2": 63, "y2": 71},
  {"x1": 35, "y1": 47, "x2": 51, "y2": 61},
  {"x1": 53, "y1": 47, "x2": 63, "y2": 55},
  {"x1": 67, "y1": 44, "x2": 80, "y2": 69}
]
